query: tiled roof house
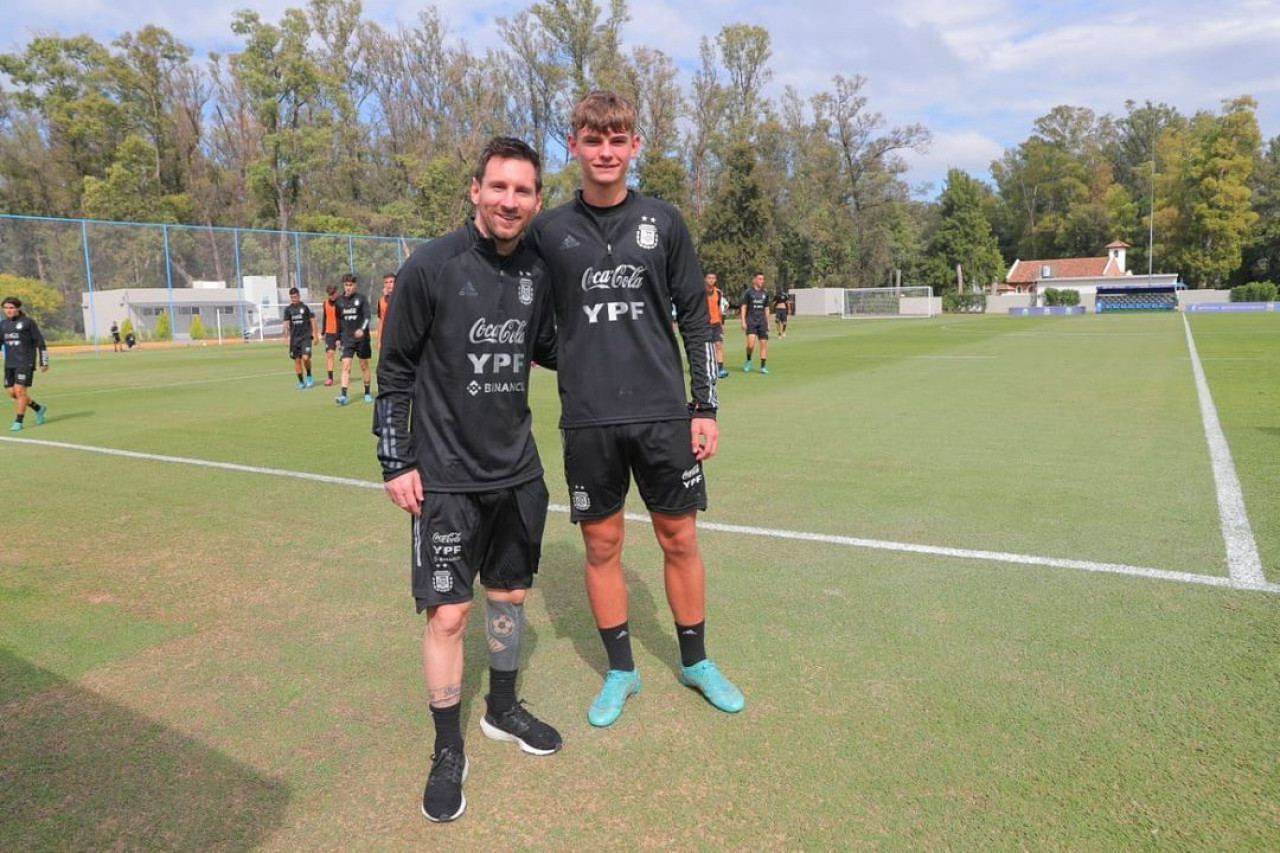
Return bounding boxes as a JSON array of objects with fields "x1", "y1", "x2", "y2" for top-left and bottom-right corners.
[{"x1": 1002, "y1": 241, "x2": 1131, "y2": 293}]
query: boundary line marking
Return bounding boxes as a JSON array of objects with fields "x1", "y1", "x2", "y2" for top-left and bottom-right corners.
[
  {"x1": 1181, "y1": 314, "x2": 1267, "y2": 589},
  {"x1": 5, "y1": 435, "x2": 1277, "y2": 595}
]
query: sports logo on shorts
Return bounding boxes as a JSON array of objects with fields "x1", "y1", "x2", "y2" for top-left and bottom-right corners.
[
  {"x1": 518, "y1": 276, "x2": 534, "y2": 306},
  {"x1": 681, "y1": 464, "x2": 703, "y2": 489},
  {"x1": 432, "y1": 571, "x2": 453, "y2": 592},
  {"x1": 572, "y1": 489, "x2": 591, "y2": 511},
  {"x1": 636, "y1": 216, "x2": 658, "y2": 250}
]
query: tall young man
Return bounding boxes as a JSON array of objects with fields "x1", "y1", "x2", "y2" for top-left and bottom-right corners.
[
  {"x1": 333, "y1": 274, "x2": 372, "y2": 405},
  {"x1": 1, "y1": 296, "x2": 49, "y2": 431},
  {"x1": 282, "y1": 287, "x2": 319, "y2": 389},
  {"x1": 705, "y1": 272, "x2": 728, "y2": 379},
  {"x1": 320, "y1": 284, "x2": 340, "y2": 386},
  {"x1": 375, "y1": 137, "x2": 561, "y2": 824},
  {"x1": 527, "y1": 90, "x2": 743, "y2": 727},
  {"x1": 740, "y1": 272, "x2": 771, "y2": 374}
]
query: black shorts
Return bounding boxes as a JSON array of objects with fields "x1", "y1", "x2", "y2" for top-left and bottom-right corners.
[
  {"x1": 709, "y1": 323, "x2": 724, "y2": 343},
  {"x1": 4, "y1": 366, "x2": 34, "y2": 388},
  {"x1": 341, "y1": 337, "x2": 372, "y2": 360},
  {"x1": 746, "y1": 317, "x2": 769, "y2": 339},
  {"x1": 411, "y1": 478, "x2": 549, "y2": 611},
  {"x1": 289, "y1": 340, "x2": 312, "y2": 360},
  {"x1": 112, "y1": 333, "x2": 121, "y2": 343},
  {"x1": 775, "y1": 310, "x2": 788, "y2": 323},
  {"x1": 562, "y1": 420, "x2": 708, "y2": 523},
  {"x1": 324, "y1": 333, "x2": 340, "y2": 352}
]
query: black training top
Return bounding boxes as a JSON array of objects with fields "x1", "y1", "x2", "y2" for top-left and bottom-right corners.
[
  {"x1": 526, "y1": 190, "x2": 717, "y2": 428},
  {"x1": 282, "y1": 302, "x2": 314, "y2": 344},
  {"x1": 334, "y1": 292, "x2": 370, "y2": 341},
  {"x1": 1, "y1": 313, "x2": 48, "y2": 369},
  {"x1": 741, "y1": 287, "x2": 770, "y2": 319},
  {"x1": 373, "y1": 219, "x2": 557, "y2": 492}
]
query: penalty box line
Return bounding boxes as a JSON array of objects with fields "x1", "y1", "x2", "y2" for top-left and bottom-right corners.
[{"x1": 5, "y1": 435, "x2": 1278, "y2": 595}]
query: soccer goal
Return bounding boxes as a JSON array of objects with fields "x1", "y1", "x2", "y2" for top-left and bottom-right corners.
[{"x1": 841, "y1": 286, "x2": 937, "y2": 319}]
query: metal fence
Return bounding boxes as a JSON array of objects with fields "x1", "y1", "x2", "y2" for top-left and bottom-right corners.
[{"x1": 0, "y1": 213, "x2": 425, "y2": 342}]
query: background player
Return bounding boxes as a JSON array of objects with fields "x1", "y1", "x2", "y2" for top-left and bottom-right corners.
[
  {"x1": 282, "y1": 287, "x2": 319, "y2": 388},
  {"x1": 376, "y1": 272, "x2": 395, "y2": 346},
  {"x1": 375, "y1": 136, "x2": 560, "y2": 824},
  {"x1": 333, "y1": 273, "x2": 372, "y2": 405},
  {"x1": 773, "y1": 289, "x2": 789, "y2": 338},
  {"x1": 705, "y1": 272, "x2": 728, "y2": 379},
  {"x1": 1, "y1": 296, "x2": 49, "y2": 431},
  {"x1": 527, "y1": 90, "x2": 743, "y2": 728},
  {"x1": 740, "y1": 272, "x2": 771, "y2": 373},
  {"x1": 320, "y1": 283, "x2": 340, "y2": 386}
]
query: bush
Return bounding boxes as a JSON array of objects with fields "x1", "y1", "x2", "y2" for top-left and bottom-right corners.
[
  {"x1": 1041, "y1": 288, "x2": 1081, "y2": 307},
  {"x1": 189, "y1": 315, "x2": 206, "y2": 340},
  {"x1": 155, "y1": 310, "x2": 172, "y2": 341},
  {"x1": 942, "y1": 292, "x2": 986, "y2": 313},
  {"x1": 120, "y1": 318, "x2": 134, "y2": 338},
  {"x1": 1229, "y1": 281, "x2": 1278, "y2": 302}
]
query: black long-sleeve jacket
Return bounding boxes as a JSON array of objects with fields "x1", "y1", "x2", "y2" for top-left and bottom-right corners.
[
  {"x1": 526, "y1": 190, "x2": 718, "y2": 428},
  {"x1": 373, "y1": 219, "x2": 557, "y2": 491}
]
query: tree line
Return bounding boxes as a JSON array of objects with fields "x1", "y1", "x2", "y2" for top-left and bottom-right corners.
[{"x1": 2, "y1": 0, "x2": 1277, "y2": 303}]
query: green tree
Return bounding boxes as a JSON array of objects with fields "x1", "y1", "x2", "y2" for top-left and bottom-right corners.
[
  {"x1": 189, "y1": 315, "x2": 206, "y2": 340},
  {"x1": 922, "y1": 169, "x2": 1006, "y2": 294},
  {"x1": 698, "y1": 142, "x2": 773, "y2": 284},
  {"x1": 1157, "y1": 97, "x2": 1260, "y2": 287},
  {"x1": 154, "y1": 309, "x2": 172, "y2": 341},
  {"x1": 1236, "y1": 134, "x2": 1280, "y2": 286},
  {"x1": 0, "y1": 273, "x2": 65, "y2": 321}
]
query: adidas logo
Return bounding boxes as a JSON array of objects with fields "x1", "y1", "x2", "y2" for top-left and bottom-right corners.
[
  {"x1": 559, "y1": 234, "x2": 581, "y2": 250},
  {"x1": 458, "y1": 281, "x2": 478, "y2": 297},
  {"x1": 680, "y1": 629, "x2": 698, "y2": 636}
]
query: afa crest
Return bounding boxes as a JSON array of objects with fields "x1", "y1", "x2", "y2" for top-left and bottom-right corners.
[
  {"x1": 636, "y1": 216, "x2": 658, "y2": 250},
  {"x1": 518, "y1": 276, "x2": 534, "y2": 305}
]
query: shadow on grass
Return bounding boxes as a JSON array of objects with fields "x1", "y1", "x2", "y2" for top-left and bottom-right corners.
[
  {"x1": 0, "y1": 649, "x2": 290, "y2": 852},
  {"x1": 537, "y1": 540, "x2": 680, "y2": 678}
]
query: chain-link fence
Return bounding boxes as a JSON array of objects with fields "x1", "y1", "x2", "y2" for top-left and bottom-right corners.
[{"x1": 0, "y1": 214, "x2": 425, "y2": 343}]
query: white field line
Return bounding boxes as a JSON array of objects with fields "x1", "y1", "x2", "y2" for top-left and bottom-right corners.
[
  {"x1": 1181, "y1": 315, "x2": 1268, "y2": 589},
  {"x1": 42, "y1": 371, "x2": 287, "y2": 400},
  {"x1": 5, "y1": 435, "x2": 1278, "y2": 595}
]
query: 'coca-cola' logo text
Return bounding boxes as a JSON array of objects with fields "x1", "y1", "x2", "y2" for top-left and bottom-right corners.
[
  {"x1": 469, "y1": 318, "x2": 527, "y2": 345},
  {"x1": 581, "y1": 264, "x2": 647, "y2": 291}
]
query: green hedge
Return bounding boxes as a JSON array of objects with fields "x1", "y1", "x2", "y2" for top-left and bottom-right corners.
[
  {"x1": 943, "y1": 293, "x2": 986, "y2": 313},
  {"x1": 1229, "y1": 281, "x2": 1278, "y2": 302},
  {"x1": 1043, "y1": 288, "x2": 1081, "y2": 307}
]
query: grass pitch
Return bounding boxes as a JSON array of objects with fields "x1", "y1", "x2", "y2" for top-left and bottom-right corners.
[{"x1": 2, "y1": 312, "x2": 1278, "y2": 850}]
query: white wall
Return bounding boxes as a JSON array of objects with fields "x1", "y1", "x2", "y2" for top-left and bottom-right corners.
[{"x1": 792, "y1": 288, "x2": 845, "y2": 316}]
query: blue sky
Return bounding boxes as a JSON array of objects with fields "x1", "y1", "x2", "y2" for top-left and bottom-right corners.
[{"x1": 3, "y1": 0, "x2": 1279, "y2": 196}]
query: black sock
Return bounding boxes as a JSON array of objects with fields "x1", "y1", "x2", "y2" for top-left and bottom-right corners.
[
  {"x1": 761, "y1": 358, "x2": 767, "y2": 368},
  {"x1": 327, "y1": 370, "x2": 333, "y2": 380},
  {"x1": 29, "y1": 401, "x2": 41, "y2": 412},
  {"x1": 676, "y1": 621, "x2": 707, "y2": 668},
  {"x1": 598, "y1": 621, "x2": 635, "y2": 672},
  {"x1": 341, "y1": 386, "x2": 348, "y2": 396},
  {"x1": 363, "y1": 383, "x2": 370, "y2": 395},
  {"x1": 14, "y1": 413, "x2": 24, "y2": 423},
  {"x1": 305, "y1": 367, "x2": 312, "y2": 377},
  {"x1": 745, "y1": 349, "x2": 752, "y2": 361},
  {"x1": 430, "y1": 703, "x2": 463, "y2": 754},
  {"x1": 487, "y1": 668, "x2": 518, "y2": 716},
  {"x1": 296, "y1": 372, "x2": 303, "y2": 382}
]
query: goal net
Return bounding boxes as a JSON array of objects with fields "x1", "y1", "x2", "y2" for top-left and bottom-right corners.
[{"x1": 841, "y1": 286, "x2": 936, "y2": 319}]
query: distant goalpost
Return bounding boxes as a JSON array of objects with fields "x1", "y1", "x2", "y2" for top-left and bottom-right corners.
[{"x1": 841, "y1": 286, "x2": 937, "y2": 319}]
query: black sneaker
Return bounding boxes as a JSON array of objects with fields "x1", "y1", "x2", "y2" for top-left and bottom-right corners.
[
  {"x1": 480, "y1": 699, "x2": 563, "y2": 755},
  {"x1": 421, "y1": 746, "x2": 468, "y2": 823}
]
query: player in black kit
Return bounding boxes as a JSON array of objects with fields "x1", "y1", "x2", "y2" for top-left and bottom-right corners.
[
  {"x1": 526, "y1": 90, "x2": 743, "y2": 728},
  {"x1": 333, "y1": 274, "x2": 372, "y2": 405},
  {"x1": 1, "y1": 296, "x2": 50, "y2": 431},
  {"x1": 282, "y1": 287, "x2": 319, "y2": 389},
  {"x1": 740, "y1": 272, "x2": 771, "y2": 373},
  {"x1": 374, "y1": 137, "x2": 560, "y2": 824}
]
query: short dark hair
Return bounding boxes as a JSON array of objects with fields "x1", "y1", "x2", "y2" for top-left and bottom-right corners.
[
  {"x1": 288, "y1": 287, "x2": 300, "y2": 296},
  {"x1": 474, "y1": 136, "x2": 542, "y2": 193},
  {"x1": 382, "y1": 272, "x2": 396, "y2": 280},
  {"x1": 326, "y1": 284, "x2": 338, "y2": 295},
  {"x1": 1, "y1": 296, "x2": 20, "y2": 308},
  {"x1": 342, "y1": 273, "x2": 357, "y2": 285}
]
